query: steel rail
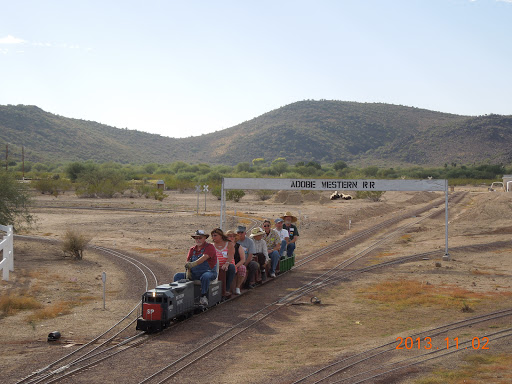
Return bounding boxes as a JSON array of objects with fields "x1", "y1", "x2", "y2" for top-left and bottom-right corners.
[
  {"x1": 23, "y1": 192, "x2": 465, "y2": 384},
  {"x1": 337, "y1": 327, "x2": 512, "y2": 384},
  {"x1": 292, "y1": 308, "x2": 512, "y2": 384},
  {"x1": 136, "y1": 195, "x2": 465, "y2": 384},
  {"x1": 14, "y1": 236, "x2": 158, "y2": 384}
]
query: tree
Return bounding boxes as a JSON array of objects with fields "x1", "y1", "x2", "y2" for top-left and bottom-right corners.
[
  {"x1": 75, "y1": 168, "x2": 127, "y2": 198},
  {"x1": 362, "y1": 166, "x2": 379, "y2": 177},
  {"x1": 0, "y1": 171, "x2": 33, "y2": 230},
  {"x1": 271, "y1": 158, "x2": 288, "y2": 175},
  {"x1": 252, "y1": 158, "x2": 265, "y2": 166},
  {"x1": 306, "y1": 161, "x2": 321, "y2": 170},
  {"x1": 333, "y1": 161, "x2": 348, "y2": 171},
  {"x1": 144, "y1": 163, "x2": 158, "y2": 174},
  {"x1": 236, "y1": 162, "x2": 251, "y2": 173},
  {"x1": 66, "y1": 162, "x2": 86, "y2": 182}
]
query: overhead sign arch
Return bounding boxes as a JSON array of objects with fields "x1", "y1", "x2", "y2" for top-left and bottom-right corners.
[{"x1": 220, "y1": 178, "x2": 450, "y2": 260}]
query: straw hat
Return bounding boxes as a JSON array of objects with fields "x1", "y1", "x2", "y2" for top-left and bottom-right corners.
[
  {"x1": 249, "y1": 227, "x2": 265, "y2": 238},
  {"x1": 280, "y1": 211, "x2": 297, "y2": 222}
]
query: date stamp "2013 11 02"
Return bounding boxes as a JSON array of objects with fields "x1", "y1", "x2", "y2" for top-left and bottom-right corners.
[{"x1": 396, "y1": 336, "x2": 490, "y2": 350}]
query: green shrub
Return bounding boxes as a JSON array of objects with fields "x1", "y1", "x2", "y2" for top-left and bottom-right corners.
[
  {"x1": 227, "y1": 189, "x2": 245, "y2": 202},
  {"x1": 355, "y1": 191, "x2": 384, "y2": 202},
  {"x1": 256, "y1": 190, "x2": 274, "y2": 201},
  {"x1": 33, "y1": 178, "x2": 72, "y2": 196},
  {"x1": 211, "y1": 185, "x2": 222, "y2": 200},
  {"x1": 151, "y1": 188, "x2": 166, "y2": 201},
  {"x1": 75, "y1": 168, "x2": 127, "y2": 198}
]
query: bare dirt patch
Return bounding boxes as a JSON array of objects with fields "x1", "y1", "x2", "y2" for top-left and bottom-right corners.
[{"x1": 1, "y1": 187, "x2": 512, "y2": 383}]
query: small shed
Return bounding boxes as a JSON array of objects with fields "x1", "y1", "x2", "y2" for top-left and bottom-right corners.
[
  {"x1": 503, "y1": 175, "x2": 512, "y2": 192},
  {"x1": 156, "y1": 180, "x2": 165, "y2": 190}
]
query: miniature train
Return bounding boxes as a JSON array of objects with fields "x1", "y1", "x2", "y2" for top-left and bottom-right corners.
[{"x1": 136, "y1": 254, "x2": 295, "y2": 333}]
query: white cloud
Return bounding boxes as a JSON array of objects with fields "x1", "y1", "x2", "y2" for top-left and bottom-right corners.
[
  {"x1": 0, "y1": 35, "x2": 26, "y2": 44},
  {"x1": 497, "y1": 0, "x2": 512, "y2": 3}
]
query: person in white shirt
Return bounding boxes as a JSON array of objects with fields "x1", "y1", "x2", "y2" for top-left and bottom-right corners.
[
  {"x1": 250, "y1": 227, "x2": 269, "y2": 281},
  {"x1": 274, "y1": 218, "x2": 290, "y2": 257}
]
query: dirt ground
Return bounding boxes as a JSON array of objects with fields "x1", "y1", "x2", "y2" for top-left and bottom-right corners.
[{"x1": 1, "y1": 186, "x2": 512, "y2": 383}]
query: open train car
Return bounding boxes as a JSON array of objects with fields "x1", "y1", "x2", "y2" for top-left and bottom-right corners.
[{"x1": 136, "y1": 253, "x2": 294, "y2": 333}]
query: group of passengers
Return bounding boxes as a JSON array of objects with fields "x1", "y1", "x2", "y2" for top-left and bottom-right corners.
[{"x1": 173, "y1": 211, "x2": 300, "y2": 306}]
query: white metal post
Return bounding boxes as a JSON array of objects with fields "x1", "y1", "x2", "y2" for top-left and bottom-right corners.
[
  {"x1": 443, "y1": 180, "x2": 450, "y2": 261},
  {"x1": 9, "y1": 226, "x2": 13, "y2": 272},
  {"x1": 220, "y1": 179, "x2": 225, "y2": 230},
  {"x1": 1, "y1": 225, "x2": 14, "y2": 281}
]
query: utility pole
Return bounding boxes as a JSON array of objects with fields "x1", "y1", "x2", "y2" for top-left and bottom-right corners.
[{"x1": 22, "y1": 146, "x2": 25, "y2": 179}]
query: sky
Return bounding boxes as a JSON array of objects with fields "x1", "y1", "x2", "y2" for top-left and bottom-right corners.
[{"x1": 1, "y1": 0, "x2": 511, "y2": 138}]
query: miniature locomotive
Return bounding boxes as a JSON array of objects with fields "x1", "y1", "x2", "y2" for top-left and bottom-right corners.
[{"x1": 136, "y1": 279, "x2": 221, "y2": 332}]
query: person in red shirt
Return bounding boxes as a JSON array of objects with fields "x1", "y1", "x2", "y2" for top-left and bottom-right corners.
[{"x1": 173, "y1": 230, "x2": 218, "y2": 306}]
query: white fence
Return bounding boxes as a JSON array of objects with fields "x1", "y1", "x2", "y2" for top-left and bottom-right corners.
[{"x1": 0, "y1": 225, "x2": 14, "y2": 281}]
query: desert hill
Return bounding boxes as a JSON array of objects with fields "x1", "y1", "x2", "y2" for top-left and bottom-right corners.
[{"x1": 1, "y1": 101, "x2": 511, "y2": 166}]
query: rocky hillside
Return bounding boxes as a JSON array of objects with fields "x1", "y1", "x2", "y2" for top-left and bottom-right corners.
[{"x1": 1, "y1": 101, "x2": 510, "y2": 166}]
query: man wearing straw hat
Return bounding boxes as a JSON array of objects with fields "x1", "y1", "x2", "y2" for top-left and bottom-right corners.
[
  {"x1": 281, "y1": 211, "x2": 299, "y2": 256},
  {"x1": 173, "y1": 230, "x2": 217, "y2": 306}
]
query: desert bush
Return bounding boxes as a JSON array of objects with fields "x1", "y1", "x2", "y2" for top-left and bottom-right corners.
[
  {"x1": 355, "y1": 191, "x2": 384, "y2": 202},
  {"x1": 0, "y1": 292, "x2": 42, "y2": 317},
  {"x1": 135, "y1": 182, "x2": 163, "y2": 199},
  {"x1": 256, "y1": 190, "x2": 274, "y2": 201},
  {"x1": 164, "y1": 175, "x2": 195, "y2": 192},
  {"x1": 151, "y1": 188, "x2": 166, "y2": 201},
  {"x1": 62, "y1": 230, "x2": 91, "y2": 260},
  {"x1": 33, "y1": 178, "x2": 72, "y2": 196},
  {"x1": 227, "y1": 189, "x2": 245, "y2": 202},
  {"x1": 211, "y1": 185, "x2": 222, "y2": 200},
  {"x1": 75, "y1": 168, "x2": 127, "y2": 198}
]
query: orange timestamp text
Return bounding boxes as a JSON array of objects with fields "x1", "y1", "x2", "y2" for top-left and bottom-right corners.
[{"x1": 396, "y1": 336, "x2": 489, "y2": 350}]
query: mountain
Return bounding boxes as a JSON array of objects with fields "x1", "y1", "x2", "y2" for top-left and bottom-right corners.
[{"x1": 1, "y1": 101, "x2": 511, "y2": 166}]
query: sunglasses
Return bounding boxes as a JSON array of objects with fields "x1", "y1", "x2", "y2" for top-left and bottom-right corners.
[{"x1": 263, "y1": 225, "x2": 270, "y2": 227}]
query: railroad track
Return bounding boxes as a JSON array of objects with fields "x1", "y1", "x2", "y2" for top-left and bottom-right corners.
[
  {"x1": 13, "y1": 238, "x2": 159, "y2": 384},
  {"x1": 295, "y1": 191, "x2": 465, "y2": 268},
  {"x1": 134, "y1": 194, "x2": 469, "y2": 384},
  {"x1": 291, "y1": 308, "x2": 512, "y2": 384},
  {"x1": 33, "y1": 204, "x2": 192, "y2": 214},
  {"x1": 16, "y1": 192, "x2": 469, "y2": 383}
]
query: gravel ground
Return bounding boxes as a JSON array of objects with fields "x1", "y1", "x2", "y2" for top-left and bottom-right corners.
[{"x1": 1, "y1": 186, "x2": 512, "y2": 384}]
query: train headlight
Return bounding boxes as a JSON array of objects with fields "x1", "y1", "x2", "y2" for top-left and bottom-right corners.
[{"x1": 152, "y1": 291, "x2": 156, "y2": 298}]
